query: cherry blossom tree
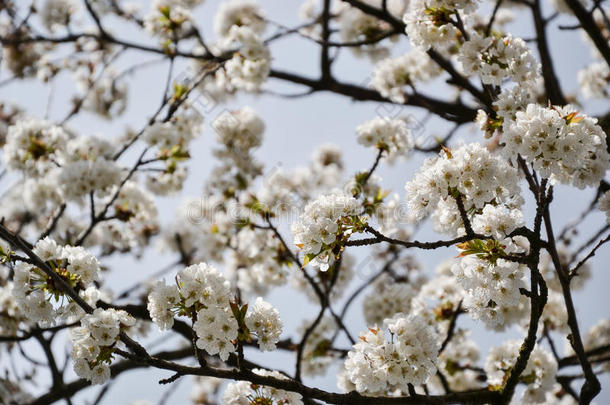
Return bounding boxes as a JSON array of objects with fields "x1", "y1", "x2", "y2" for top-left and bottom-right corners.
[{"x1": 0, "y1": 0, "x2": 609, "y2": 404}]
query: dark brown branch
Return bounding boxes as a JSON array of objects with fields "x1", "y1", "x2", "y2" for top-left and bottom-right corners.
[
  {"x1": 359, "y1": 148, "x2": 384, "y2": 188},
  {"x1": 559, "y1": 344, "x2": 610, "y2": 368},
  {"x1": 531, "y1": 0, "x2": 566, "y2": 105},
  {"x1": 345, "y1": 226, "x2": 490, "y2": 250},
  {"x1": 268, "y1": 70, "x2": 478, "y2": 123},
  {"x1": 439, "y1": 302, "x2": 463, "y2": 354},
  {"x1": 29, "y1": 347, "x2": 194, "y2": 405},
  {"x1": 486, "y1": 0, "x2": 505, "y2": 36},
  {"x1": 563, "y1": 0, "x2": 610, "y2": 67},
  {"x1": 542, "y1": 192, "x2": 601, "y2": 403},
  {"x1": 83, "y1": 0, "x2": 110, "y2": 38},
  {"x1": 320, "y1": 0, "x2": 332, "y2": 81},
  {"x1": 569, "y1": 234, "x2": 610, "y2": 279}
]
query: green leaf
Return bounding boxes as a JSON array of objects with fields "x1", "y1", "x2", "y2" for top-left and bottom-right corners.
[
  {"x1": 445, "y1": 359, "x2": 460, "y2": 376},
  {"x1": 173, "y1": 82, "x2": 188, "y2": 100},
  {"x1": 519, "y1": 370, "x2": 537, "y2": 385},
  {"x1": 302, "y1": 253, "x2": 317, "y2": 268}
]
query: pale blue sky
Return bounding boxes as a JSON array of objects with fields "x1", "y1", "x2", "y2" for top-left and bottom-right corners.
[{"x1": 1, "y1": 0, "x2": 609, "y2": 403}]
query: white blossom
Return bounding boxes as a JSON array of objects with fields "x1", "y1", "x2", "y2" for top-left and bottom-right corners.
[
  {"x1": 363, "y1": 273, "x2": 417, "y2": 326},
  {"x1": 335, "y1": 0, "x2": 406, "y2": 60},
  {"x1": 12, "y1": 238, "x2": 100, "y2": 324},
  {"x1": 343, "y1": 313, "x2": 440, "y2": 394},
  {"x1": 578, "y1": 61, "x2": 609, "y2": 99},
  {"x1": 0, "y1": 24, "x2": 42, "y2": 77},
  {"x1": 213, "y1": 107, "x2": 264, "y2": 152},
  {"x1": 404, "y1": 0, "x2": 477, "y2": 50},
  {"x1": 3, "y1": 118, "x2": 70, "y2": 177},
  {"x1": 57, "y1": 158, "x2": 122, "y2": 201},
  {"x1": 356, "y1": 117, "x2": 414, "y2": 162},
  {"x1": 598, "y1": 190, "x2": 610, "y2": 224},
  {"x1": 191, "y1": 376, "x2": 222, "y2": 404},
  {"x1": 0, "y1": 283, "x2": 26, "y2": 336},
  {"x1": 143, "y1": 108, "x2": 203, "y2": 149},
  {"x1": 40, "y1": 0, "x2": 80, "y2": 33},
  {"x1": 502, "y1": 104, "x2": 609, "y2": 188},
  {"x1": 76, "y1": 68, "x2": 128, "y2": 119},
  {"x1": 404, "y1": 143, "x2": 522, "y2": 232},
  {"x1": 417, "y1": 259, "x2": 466, "y2": 311},
  {"x1": 144, "y1": 1, "x2": 194, "y2": 42},
  {"x1": 214, "y1": 0, "x2": 266, "y2": 39},
  {"x1": 291, "y1": 193, "x2": 364, "y2": 271},
  {"x1": 70, "y1": 308, "x2": 135, "y2": 385},
  {"x1": 298, "y1": 316, "x2": 339, "y2": 377},
  {"x1": 222, "y1": 368, "x2": 303, "y2": 404},
  {"x1": 223, "y1": 26, "x2": 270, "y2": 91},
  {"x1": 148, "y1": 263, "x2": 240, "y2": 361},
  {"x1": 431, "y1": 330, "x2": 483, "y2": 391},
  {"x1": 485, "y1": 341, "x2": 557, "y2": 403},
  {"x1": 371, "y1": 49, "x2": 441, "y2": 103},
  {"x1": 245, "y1": 297, "x2": 283, "y2": 352},
  {"x1": 493, "y1": 81, "x2": 543, "y2": 122},
  {"x1": 458, "y1": 34, "x2": 540, "y2": 86}
]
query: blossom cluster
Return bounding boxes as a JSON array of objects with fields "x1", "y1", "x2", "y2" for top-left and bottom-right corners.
[
  {"x1": 4, "y1": 117, "x2": 125, "y2": 205},
  {"x1": 356, "y1": 117, "x2": 414, "y2": 162},
  {"x1": 70, "y1": 308, "x2": 136, "y2": 385},
  {"x1": 40, "y1": 0, "x2": 80, "y2": 33},
  {"x1": 147, "y1": 262, "x2": 282, "y2": 359},
  {"x1": 343, "y1": 313, "x2": 440, "y2": 394},
  {"x1": 0, "y1": 22, "x2": 44, "y2": 77},
  {"x1": 458, "y1": 34, "x2": 539, "y2": 86},
  {"x1": 222, "y1": 368, "x2": 303, "y2": 405},
  {"x1": 223, "y1": 26, "x2": 271, "y2": 91},
  {"x1": 502, "y1": 104, "x2": 609, "y2": 189},
  {"x1": 3, "y1": 117, "x2": 70, "y2": 176},
  {"x1": 432, "y1": 330, "x2": 483, "y2": 391},
  {"x1": 452, "y1": 253, "x2": 528, "y2": 329},
  {"x1": 452, "y1": 205, "x2": 530, "y2": 329},
  {"x1": 90, "y1": 181, "x2": 160, "y2": 253},
  {"x1": 371, "y1": 49, "x2": 441, "y2": 103},
  {"x1": 297, "y1": 316, "x2": 339, "y2": 377},
  {"x1": 490, "y1": 81, "x2": 543, "y2": 125},
  {"x1": 485, "y1": 340, "x2": 558, "y2": 403},
  {"x1": 76, "y1": 67, "x2": 128, "y2": 119},
  {"x1": 147, "y1": 262, "x2": 236, "y2": 359},
  {"x1": 404, "y1": 0, "x2": 476, "y2": 50},
  {"x1": 143, "y1": 106, "x2": 204, "y2": 195},
  {"x1": 144, "y1": 0, "x2": 194, "y2": 44},
  {"x1": 404, "y1": 143, "x2": 522, "y2": 234},
  {"x1": 0, "y1": 282, "x2": 26, "y2": 337},
  {"x1": 12, "y1": 237, "x2": 100, "y2": 323},
  {"x1": 291, "y1": 193, "x2": 364, "y2": 271},
  {"x1": 335, "y1": 0, "x2": 406, "y2": 60},
  {"x1": 209, "y1": 107, "x2": 265, "y2": 194},
  {"x1": 214, "y1": 0, "x2": 266, "y2": 40},
  {"x1": 363, "y1": 273, "x2": 417, "y2": 326},
  {"x1": 245, "y1": 296, "x2": 283, "y2": 352},
  {"x1": 0, "y1": 0, "x2": 608, "y2": 400},
  {"x1": 578, "y1": 61, "x2": 609, "y2": 99},
  {"x1": 226, "y1": 227, "x2": 290, "y2": 296},
  {"x1": 417, "y1": 259, "x2": 466, "y2": 315}
]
